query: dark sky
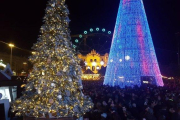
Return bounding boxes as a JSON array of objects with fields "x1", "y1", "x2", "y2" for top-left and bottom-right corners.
[{"x1": 0, "y1": 0, "x2": 180, "y2": 65}]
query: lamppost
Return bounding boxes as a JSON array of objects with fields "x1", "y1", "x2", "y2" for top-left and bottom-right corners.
[
  {"x1": 9, "y1": 43, "x2": 14, "y2": 68},
  {"x1": 176, "y1": 32, "x2": 180, "y2": 66}
]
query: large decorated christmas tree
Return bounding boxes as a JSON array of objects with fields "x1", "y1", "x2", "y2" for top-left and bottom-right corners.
[{"x1": 12, "y1": 0, "x2": 93, "y2": 118}]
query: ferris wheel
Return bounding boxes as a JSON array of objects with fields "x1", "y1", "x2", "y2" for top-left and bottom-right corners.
[{"x1": 71, "y1": 27, "x2": 113, "y2": 54}]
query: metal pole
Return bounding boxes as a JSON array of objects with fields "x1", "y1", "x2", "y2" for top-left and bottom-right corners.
[
  {"x1": 178, "y1": 43, "x2": 180, "y2": 66},
  {"x1": 10, "y1": 47, "x2": 12, "y2": 68},
  {"x1": 83, "y1": 35, "x2": 87, "y2": 52},
  {"x1": 176, "y1": 32, "x2": 180, "y2": 66}
]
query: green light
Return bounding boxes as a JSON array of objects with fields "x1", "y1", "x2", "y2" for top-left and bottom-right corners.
[
  {"x1": 73, "y1": 45, "x2": 76, "y2": 48},
  {"x1": 102, "y1": 28, "x2": 106, "y2": 32},
  {"x1": 90, "y1": 28, "x2": 93, "y2": 32},
  {"x1": 75, "y1": 39, "x2": 78, "y2": 43},
  {"x1": 96, "y1": 28, "x2": 99, "y2": 31},
  {"x1": 79, "y1": 34, "x2": 82, "y2": 38},
  {"x1": 84, "y1": 31, "x2": 87, "y2": 34},
  {"x1": 108, "y1": 31, "x2": 111, "y2": 34}
]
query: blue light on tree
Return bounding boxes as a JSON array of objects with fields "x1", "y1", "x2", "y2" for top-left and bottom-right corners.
[{"x1": 104, "y1": 0, "x2": 164, "y2": 88}]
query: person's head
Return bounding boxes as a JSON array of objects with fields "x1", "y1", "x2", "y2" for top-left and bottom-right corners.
[
  {"x1": 151, "y1": 101, "x2": 157, "y2": 107},
  {"x1": 132, "y1": 103, "x2": 136, "y2": 108},
  {"x1": 108, "y1": 98, "x2": 112, "y2": 102},
  {"x1": 102, "y1": 101, "x2": 107, "y2": 106},
  {"x1": 96, "y1": 102, "x2": 101, "y2": 107},
  {"x1": 177, "y1": 108, "x2": 180, "y2": 115},
  {"x1": 127, "y1": 115, "x2": 135, "y2": 120},
  {"x1": 148, "y1": 107, "x2": 154, "y2": 114},
  {"x1": 122, "y1": 106, "x2": 126, "y2": 112},
  {"x1": 111, "y1": 101, "x2": 115, "y2": 107},
  {"x1": 169, "y1": 108, "x2": 175, "y2": 113},
  {"x1": 101, "y1": 113, "x2": 107, "y2": 119},
  {"x1": 145, "y1": 106, "x2": 150, "y2": 112},
  {"x1": 158, "y1": 95, "x2": 161, "y2": 100},
  {"x1": 115, "y1": 98, "x2": 118, "y2": 103},
  {"x1": 118, "y1": 103, "x2": 122, "y2": 107}
]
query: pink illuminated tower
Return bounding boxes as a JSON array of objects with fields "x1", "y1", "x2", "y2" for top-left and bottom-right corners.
[{"x1": 104, "y1": 0, "x2": 164, "y2": 87}]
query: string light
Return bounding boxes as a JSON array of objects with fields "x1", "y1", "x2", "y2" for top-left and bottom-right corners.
[
  {"x1": 84, "y1": 31, "x2": 87, "y2": 34},
  {"x1": 79, "y1": 34, "x2": 82, "y2": 38},
  {"x1": 102, "y1": 28, "x2": 106, "y2": 32},
  {"x1": 90, "y1": 28, "x2": 93, "y2": 32}
]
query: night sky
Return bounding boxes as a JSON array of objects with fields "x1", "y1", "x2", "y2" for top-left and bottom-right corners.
[{"x1": 0, "y1": 0, "x2": 180, "y2": 65}]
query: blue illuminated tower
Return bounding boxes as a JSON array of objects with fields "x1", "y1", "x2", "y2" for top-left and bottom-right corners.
[{"x1": 104, "y1": 0, "x2": 164, "y2": 87}]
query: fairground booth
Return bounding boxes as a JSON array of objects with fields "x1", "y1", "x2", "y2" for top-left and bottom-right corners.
[{"x1": 0, "y1": 64, "x2": 26, "y2": 120}]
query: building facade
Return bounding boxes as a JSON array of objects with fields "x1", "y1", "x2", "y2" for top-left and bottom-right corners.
[{"x1": 78, "y1": 50, "x2": 108, "y2": 74}]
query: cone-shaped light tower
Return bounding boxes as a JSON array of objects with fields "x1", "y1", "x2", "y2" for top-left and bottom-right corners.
[{"x1": 104, "y1": 0, "x2": 164, "y2": 88}]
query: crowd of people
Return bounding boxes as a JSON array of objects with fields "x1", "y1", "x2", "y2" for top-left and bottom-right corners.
[
  {"x1": 9, "y1": 79, "x2": 180, "y2": 120},
  {"x1": 82, "y1": 80, "x2": 180, "y2": 120}
]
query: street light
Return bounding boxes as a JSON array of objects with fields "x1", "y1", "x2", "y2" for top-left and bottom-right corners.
[{"x1": 9, "y1": 43, "x2": 14, "y2": 68}]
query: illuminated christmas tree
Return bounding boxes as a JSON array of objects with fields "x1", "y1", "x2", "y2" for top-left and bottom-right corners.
[
  {"x1": 12, "y1": 0, "x2": 93, "y2": 118},
  {"x1": 104, "y1": 0, "x2": 164, "y2": 88}
]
